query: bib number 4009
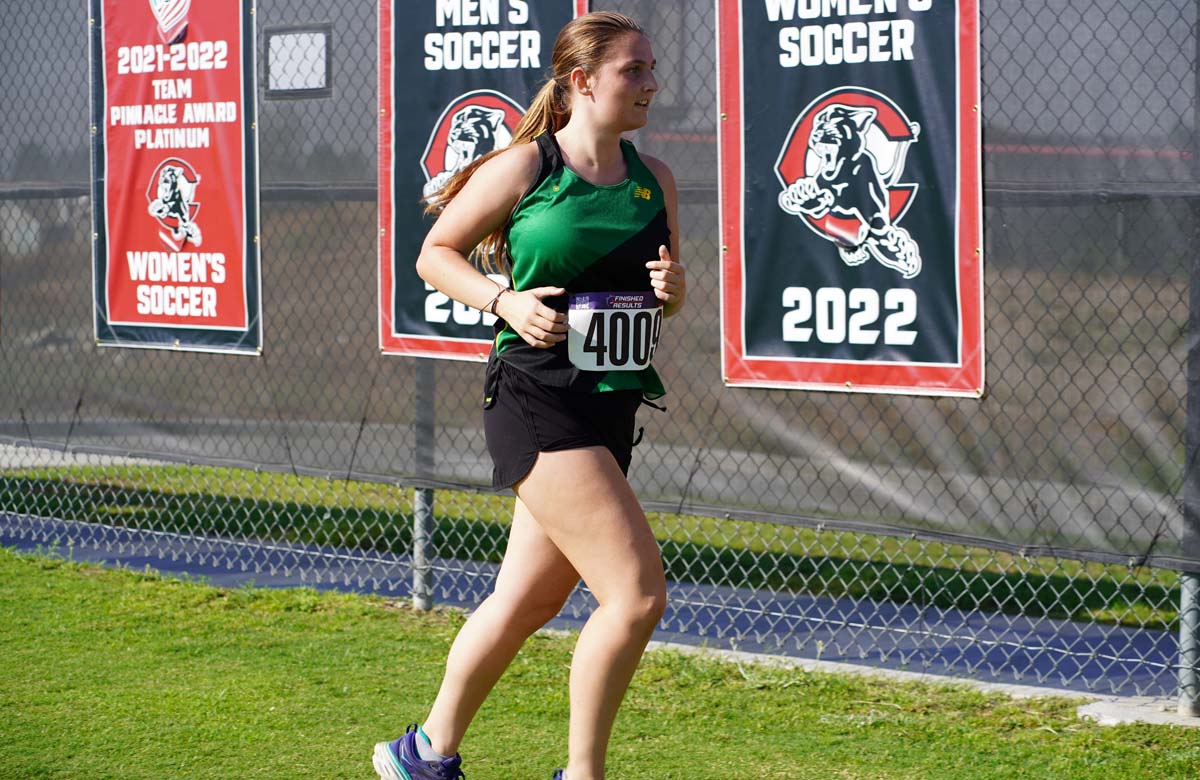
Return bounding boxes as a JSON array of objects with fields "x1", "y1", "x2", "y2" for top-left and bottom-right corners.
[
  {"x1": 580, "y1": 308, "x2": 663, "y2": 368},
  {"x1": 782, "y1": 286, "x2": 917, "y2": 346},
  {"x1": 568, "y1": 292, "x2": 663, "y2": 372}
]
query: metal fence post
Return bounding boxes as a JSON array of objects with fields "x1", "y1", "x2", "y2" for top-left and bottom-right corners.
[
  {"x1": 1183, "y1": 14, "x2": 1200, "y2": 716},
  {"x1": 412, "y1": 358, "x2": 436, "y2": 612},
  {"x1": 1183, "y1": 289, "x2": 1200, "y2": 714},
  {"x1": 1182, "y1": 574, "x2": 1200, "y2": 716}
]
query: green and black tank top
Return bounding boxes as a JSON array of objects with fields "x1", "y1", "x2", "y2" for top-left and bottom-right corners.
[{"x1": 491, "y1": 131, "x2": 669, "y2": 398}]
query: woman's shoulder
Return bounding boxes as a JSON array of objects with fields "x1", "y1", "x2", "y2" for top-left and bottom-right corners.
[
  {"x1": 633, "y1": 150, "x2": 676, "y2": 197},
  {"x1": 469, "y1": 139, "x2": 543, "y2": 198},
  {"x1": 482, "y1": 139, "x2": 540, "y2": 178}
]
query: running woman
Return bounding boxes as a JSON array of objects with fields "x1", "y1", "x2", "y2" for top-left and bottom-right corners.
[{"x1": 373, "y1": 12, "x2": 685, "y2": 780}]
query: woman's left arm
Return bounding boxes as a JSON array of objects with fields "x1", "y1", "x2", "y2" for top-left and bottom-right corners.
[{"x1": 643, "y1": 156, "x2": 686, "y2": 317}]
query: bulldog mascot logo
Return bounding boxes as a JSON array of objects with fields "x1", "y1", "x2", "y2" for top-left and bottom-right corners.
[
  {"x1": 420, "y1": 90, "x2": 525, "y2": 199},
  {"x1": 776, "y1": 87, "x2": 922, "y2": 279},
  {"x1": 147, "y1": 157, "x2": 202, "y2": 251}
]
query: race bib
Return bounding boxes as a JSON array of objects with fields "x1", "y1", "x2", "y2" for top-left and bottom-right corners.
[{"x1": 568, "y1": 291, "x2": 663, "y2": 372}]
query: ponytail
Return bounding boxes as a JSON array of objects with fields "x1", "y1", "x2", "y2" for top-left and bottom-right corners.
[
  {"x1": 422, "y1": 78, "x2": 570, "y2": 273},
  {"x1": 422, "y1": 11, "x2": 643, "y2": 273}
]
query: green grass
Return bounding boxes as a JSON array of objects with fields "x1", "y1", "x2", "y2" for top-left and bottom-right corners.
[
  {"x1": 0, "y1": 547, "x2": 1197, "y2": 780},
  {"x1": 0, "y1": 465, "x2": 1180, "y2": 632}
]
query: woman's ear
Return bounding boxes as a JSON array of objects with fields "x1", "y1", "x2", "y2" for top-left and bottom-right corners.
[{"x1": 569, "y1": 66, "x2": 592, "y2": 98}]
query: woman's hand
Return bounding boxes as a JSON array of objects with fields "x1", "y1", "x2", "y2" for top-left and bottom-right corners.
[
  {"x1": 496, "y1": 286, "x2": 569, "y2": 348},
  {"x1": 647, "y1": 244, "x2": 686, "y2": 317}
]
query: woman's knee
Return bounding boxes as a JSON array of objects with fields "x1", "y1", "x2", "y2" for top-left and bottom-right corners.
[
  {"x1": 607, "y1": 587, "x2": 667, "y2": 632},
  {"x1": 647, "y1": 585, "x2": 669, "y2": 624},
  {"x1": 523, "y1": 596, "x2": 570, "y2": 631},
  {"x1": 491, "y1": 588, "x2": 569, "y2": 635},
  {"x1": 639, "y1": 590, "x2": 668, "y2": 628}
]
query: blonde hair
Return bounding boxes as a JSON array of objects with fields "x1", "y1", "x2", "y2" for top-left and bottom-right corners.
[{"x1": 423, "y1": 11, "x2": 645, "y2": 271}]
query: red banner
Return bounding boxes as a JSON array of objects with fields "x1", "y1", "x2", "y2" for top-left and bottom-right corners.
[{"x1": 92, "y1": 0, "x2": 260, "y2": 352}]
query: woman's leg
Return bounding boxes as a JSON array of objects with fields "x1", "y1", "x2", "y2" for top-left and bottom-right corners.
[
  {"x1": 514, "y1": 447, "x2": 667, "y2": 780},
  {"x1": 419, "y1": 498, "x2": 581, "y2": 755}
]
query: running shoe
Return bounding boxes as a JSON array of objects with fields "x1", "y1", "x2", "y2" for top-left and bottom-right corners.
[
  {"x1": 372, "y1": 724, "x2": 464, "y2": 780},
  {"x1": 552, "y1": 770, "x2": 565, "y2": 780}
]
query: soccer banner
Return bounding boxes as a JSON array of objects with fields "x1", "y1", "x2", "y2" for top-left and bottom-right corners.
[
  {"x1": 90, "y1": 0, "x2": 261, "y2": 353},
  {"x1": 379, "y1": 0, "x2": 587, "y2": 360},
  {"x1": 718, "y1": 0, "x2": 983, "y2": 395}
]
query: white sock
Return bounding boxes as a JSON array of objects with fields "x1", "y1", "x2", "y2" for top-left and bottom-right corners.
[{"x1": 415, "y1": 725, "x2": 450, "y2": 762}]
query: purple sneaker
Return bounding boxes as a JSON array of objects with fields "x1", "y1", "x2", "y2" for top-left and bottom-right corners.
[
  {"x1": 552, "y1": 771, "x2": 565, "y2": 780},
  {"x1": 372, "y1": 724, "x2": 464, "y2": 780}
]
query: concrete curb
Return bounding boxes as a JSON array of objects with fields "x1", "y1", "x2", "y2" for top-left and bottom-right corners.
[{"x1": 1077, "y1": 697, "x2": 1200, "y2": 728}]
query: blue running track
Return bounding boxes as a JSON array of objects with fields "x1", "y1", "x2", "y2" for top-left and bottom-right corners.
[{"x1": 0, "y1": 511, "x2": 1178, "y2": 697}]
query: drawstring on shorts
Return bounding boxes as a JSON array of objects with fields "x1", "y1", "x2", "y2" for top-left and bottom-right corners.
[{"x1": 633, "y1": 395, "x2": 666, "y2": 448}]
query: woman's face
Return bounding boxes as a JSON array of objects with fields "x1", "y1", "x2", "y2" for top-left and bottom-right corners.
[{"x1": 582, "y1": 32, "x2": 658, "y2": 132}]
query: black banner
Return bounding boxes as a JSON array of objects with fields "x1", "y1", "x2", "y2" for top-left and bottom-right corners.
[
  {"x1": 379, "y1": 0, "x2": 585, "y2": 359},
  {"x1": 719, "y1": 0, "x2": 982, "y2": 395}
]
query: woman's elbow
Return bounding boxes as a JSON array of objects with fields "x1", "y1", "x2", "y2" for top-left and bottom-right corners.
[
  {"x1": 415, "y1": 242, "x2": 441, "y2": 285},
  {"x1": 414, "y1": 253, "x2": 431, "y2": 285}
]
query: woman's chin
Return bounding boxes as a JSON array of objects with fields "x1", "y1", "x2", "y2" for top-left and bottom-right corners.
[{"x1": 624, "y1": 113, "x2": 650, "y2": 131}]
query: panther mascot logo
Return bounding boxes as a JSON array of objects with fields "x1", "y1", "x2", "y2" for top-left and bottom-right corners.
[
  {"x1": 776, "y1": 87, "x2": 922, "y2": 279},
  {"x1": 146, "y1": 157, "x2": 202, "y2": 251},
  {"x1": 420, "y1": 90, "x2": 525, "y2": 199}
]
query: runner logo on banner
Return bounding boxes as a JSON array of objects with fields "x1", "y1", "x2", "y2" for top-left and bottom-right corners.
[
  {"x1": 90, "y1": 0, "x2": 261, "y2": 354},
  {"x1": 718, "y1": 0, "x2": 983, "y2": 396},
  {"x1": 379, "y1": 0, "x2": 587, "y2": 360}
]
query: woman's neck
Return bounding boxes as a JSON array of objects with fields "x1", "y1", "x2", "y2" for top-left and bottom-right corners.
[{"x1": 554, "y1": 119, "x2": 627, "y2": 185}]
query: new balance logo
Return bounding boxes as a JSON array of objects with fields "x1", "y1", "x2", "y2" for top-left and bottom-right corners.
[{"x1": 633, "y1": 185, "x2": 652, "y2": 201}]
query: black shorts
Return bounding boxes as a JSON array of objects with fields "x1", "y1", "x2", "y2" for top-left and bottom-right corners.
[{"x1": 484, "y1": 359, "x2": 643, "y2": 490}]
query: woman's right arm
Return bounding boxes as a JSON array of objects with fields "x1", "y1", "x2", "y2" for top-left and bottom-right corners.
[{"x1": 416, "y1": 144, "x2": 568, "y2": 349}]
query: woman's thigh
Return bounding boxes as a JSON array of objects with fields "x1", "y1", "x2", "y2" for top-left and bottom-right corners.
[
  {"x1": 491, "y1": 498, "x2": 581, "y2": 616},
  {"x1": 514, "y1": 446, "x2": 664, "y2": 607}
]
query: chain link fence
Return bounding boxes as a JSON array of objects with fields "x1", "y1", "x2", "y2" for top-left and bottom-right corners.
[{"x1": 1, "y1": 0, "x2": 1197, "y2": 700}]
